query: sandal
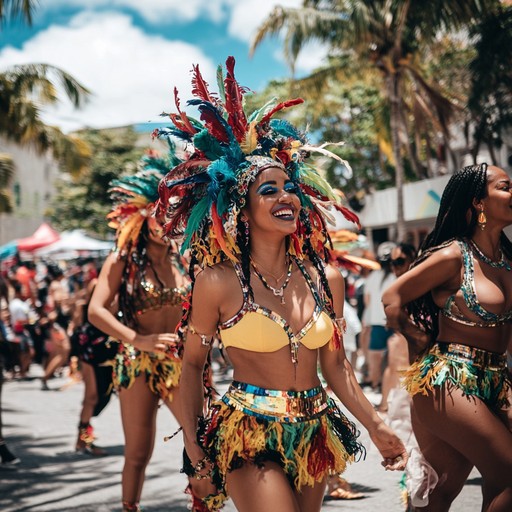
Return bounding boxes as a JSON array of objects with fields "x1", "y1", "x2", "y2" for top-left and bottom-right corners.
[
  {"x1": 76, "y1": 424, "x2": 107, "y2": 457},
  {"x1": 326, "y1": 476, "x2": 365, "y2": 500}
]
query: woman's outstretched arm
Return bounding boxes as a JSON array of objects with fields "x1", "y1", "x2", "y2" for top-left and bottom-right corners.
[{"x1": 320, "y1": 264, "x2": 407, "y2": 471}]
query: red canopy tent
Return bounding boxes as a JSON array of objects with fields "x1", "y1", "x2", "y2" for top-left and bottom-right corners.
[{"x1": 17, "y1": 223, "x2": 61, "y2": 252}]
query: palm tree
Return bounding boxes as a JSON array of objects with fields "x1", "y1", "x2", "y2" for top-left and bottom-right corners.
[
  {"x1": 0, "y1": 0, "x2": 38, "y2": 25},
  {"x1": 0, "y1": 152, "x2": 15, "y2": 212},
  {"x1": 467, "y1": 5, "x2": 512, "y2": 163},
  {"x1": 0, "y1": 64, "x2": 92, "y2": 174},
  {"x1": 1, "y1": 1, "x2": 92, "y2": 175},
  {"x1": 251, "y1": 0, "x2": 495, "y2": 241}
]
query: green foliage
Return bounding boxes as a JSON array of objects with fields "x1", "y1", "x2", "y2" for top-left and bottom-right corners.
[
  {"x1": 47, "y1": 127, "x2": 146, "y2": 237},
  {"x1": 468, "y1": 6, "x2": 512, "y2": 156}
]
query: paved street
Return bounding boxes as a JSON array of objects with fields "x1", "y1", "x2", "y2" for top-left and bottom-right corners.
[{"x1": 1, "y1": 365, "x2": 482, "y2": 512}]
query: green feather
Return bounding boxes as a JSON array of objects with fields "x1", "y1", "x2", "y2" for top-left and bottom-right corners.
[
  {"x1": 300, "y1": 164, "x2": 338, "y2": 201},
  {"x1": 194, "y1": 129, "x2": 224, "y2": 160},
  {"x1": 247, "y1": 97, "x2": 278, "y2": 124},
  {"x1": 216, "y1": 64, "x2": 226, "y2": 104},
  {"x1": 183, "y1": 195, "x2": 211, "y2": 248}
]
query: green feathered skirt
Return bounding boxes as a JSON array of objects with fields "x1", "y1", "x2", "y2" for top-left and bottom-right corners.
[
  {"x1": 188, "y1": 380, "x2": 365, "y2": 511},
  {"x1": 403, "y1": 342, "x2": 510, "y2": 409},
  {"x1": 112, "y1": 341, "x2": 181, "y2": 402}
]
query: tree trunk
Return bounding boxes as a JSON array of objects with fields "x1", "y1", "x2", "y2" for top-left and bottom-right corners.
[{"x1": 388, "y1": 74, "x2": 406, "y2": 243}]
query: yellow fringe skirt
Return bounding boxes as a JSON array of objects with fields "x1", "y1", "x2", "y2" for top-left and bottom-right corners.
[
  {"x1": 403, "y1": 342, "x2": 510, "y2": 409},
  {"x1": 188, "y1": 381, "x2": 365, "y2": 511},
  {"x1": 112, "y1": 342, "x2": 182, "y2": 402}
]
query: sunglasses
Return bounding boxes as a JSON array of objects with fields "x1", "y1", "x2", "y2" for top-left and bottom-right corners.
[{"x1": 391, "y1": 257, "x2": 407, "y2": 267}]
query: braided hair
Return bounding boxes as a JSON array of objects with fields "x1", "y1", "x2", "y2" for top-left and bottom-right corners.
[{"x1": 407, "y1": 163, "x2": 512, "y2": 341}]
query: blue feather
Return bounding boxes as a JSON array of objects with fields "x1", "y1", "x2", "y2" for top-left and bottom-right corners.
[
  {"x1": 165, "y1": 171, "x2": 210, "y2": 189},
  {"x1": 269, "y1": 119, "x2": 305, "y2": 141}
]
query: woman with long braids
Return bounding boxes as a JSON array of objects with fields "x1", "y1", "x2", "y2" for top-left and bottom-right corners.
[
  {"x1": 383, "y1": 163, "x2": 512, "y2": 511},
  {"x1": 156, "y1": 57, "x2": 407, "y2": 512},
  {"x1": 88, "y1": 149, "x2": 207, "y2": 512}
]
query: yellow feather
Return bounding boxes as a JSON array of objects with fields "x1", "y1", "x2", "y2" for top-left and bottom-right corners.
[{"x1": 240, "y1": 122, "x2": 258, "y2": 154}]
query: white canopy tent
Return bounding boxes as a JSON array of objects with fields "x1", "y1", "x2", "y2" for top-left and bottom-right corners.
[{"x1": 34, "y1": 230, "x2": 112, "y2": 259}]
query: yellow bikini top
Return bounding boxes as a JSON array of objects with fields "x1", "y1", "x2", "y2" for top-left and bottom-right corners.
[{"x1": 219, "y1": 258, "x2": 335, "y2": 364}]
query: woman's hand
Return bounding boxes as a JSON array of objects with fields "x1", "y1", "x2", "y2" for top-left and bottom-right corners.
[
  {"x1": 368, "y1": 422, "x2": 408, "y2": 471},
  {"x1": 184, "y1": 438, "x2": 217, "y2": 499},
  {"x1": 131, "y1": 332, "x2": 179, "y2": 353}
]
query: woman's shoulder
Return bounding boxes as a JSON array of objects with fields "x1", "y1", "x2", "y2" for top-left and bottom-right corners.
[
  {"x1": 324, "y1": 262, "x2": 344, "y2": 284},
  {"x1": 194, "y1": 261, "x2": 238, "y2": 291},
  {"x1": 422, "y1": 239, "x2": 463, "y2": 264}
]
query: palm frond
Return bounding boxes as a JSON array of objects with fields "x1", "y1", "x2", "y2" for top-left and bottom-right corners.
[
  {"x1": 0, "y1": 152, "x2": 16, "y2": 187},
  {"x1": 0, "y1": 0, "x2": 37, "y2": 26}
]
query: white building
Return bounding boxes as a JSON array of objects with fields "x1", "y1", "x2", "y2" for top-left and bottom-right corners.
[{"x1": 0, "y1": 137, "x2": 60, "y2": 245}]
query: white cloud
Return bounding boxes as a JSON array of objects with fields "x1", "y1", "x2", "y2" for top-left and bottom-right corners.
[
  {"x1": 45, "y1": 0, "x2": 227, "y2": 24},
  {"x1": 228, "y1": 0, "x2": 324, "y2": 74},
  {"x1": 228, "y1": 0, "x2": 302, "y2": 43},
  {"x1": 0, "y1": 11, "x2": 217, "y2": 131}
]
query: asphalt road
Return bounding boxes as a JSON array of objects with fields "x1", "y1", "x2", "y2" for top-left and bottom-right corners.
[{"x1": 0, "y1": 365, "x2": 482, "y2": 511}]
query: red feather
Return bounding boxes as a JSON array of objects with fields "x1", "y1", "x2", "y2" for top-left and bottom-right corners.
[
  {"x1": 199, "y1": 108, "x2": 230, "y2": 143},
  {"x1": 259, "y1": 98, "x2": 304, "y2": 125},
  {"x1": 172, "y1": 87, "x2": 197, "y2": 135},
  {"x1": 224, "y1": 56, "x2": 248, "y2": 141},
  {"x1": 211, "y1": 203, "x2": 236, "y2": 261},
  {"x1": 191, "y1": 64, "x2": 217, "y2": 104},
  {"x1": 333, "y1": 203, "x2": 361, "y2": 229}
]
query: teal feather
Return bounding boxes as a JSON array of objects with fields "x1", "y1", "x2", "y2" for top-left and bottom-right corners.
[
  {"x1": 247, "y1": 97, "x2": 278, "y2": 124},
  {"x1": 269, "y1": 119, "x2": 303, "y2": 141},
  {"x1": 207, "y1": 159, "x2": 237, "y2": 208},
  {"x1": 110, "y1": 173, "x2": 162, "y2": 202},
  {"x1": 194, "y1": 129, "x2": 224, "y2": 160},
  {"x1": 182, "y1": 195, "x2": 211, "y2": 249}
]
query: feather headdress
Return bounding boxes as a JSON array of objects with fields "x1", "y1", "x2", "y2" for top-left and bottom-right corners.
[
  {"x1": 108, "y1": 140, "x2": 182, "y2": 257},
  {"x1": 156, "y1": 56, "x2": 358, "y2": 267}
]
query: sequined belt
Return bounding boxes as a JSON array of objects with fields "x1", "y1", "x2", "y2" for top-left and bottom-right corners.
[
  {"x1": 434, "y1": 342, "x2": 506, "y2": 370},
  {"x1": 222, "y1": 381, "x2": 329, "y2": 423}
]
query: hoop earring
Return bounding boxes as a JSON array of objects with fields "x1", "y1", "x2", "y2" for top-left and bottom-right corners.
[{"x1": 477, "y1": 207, "x2": 487, "y2": 231}]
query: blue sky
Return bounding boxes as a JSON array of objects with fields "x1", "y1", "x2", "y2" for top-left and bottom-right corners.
[{"x1": 0, "y1": 0, "x2": 326, "y2": 132}]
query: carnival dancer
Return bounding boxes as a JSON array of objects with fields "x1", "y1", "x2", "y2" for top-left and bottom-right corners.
[
  {"x1": 71, "y1": 276, "x2": 117, "y2": 456},
  {"x1": 156, "y1": 56, "x2": 408, "y2": 512},
  {"x1": 88, "y1": 149, "x2": 203, "y2": 512},
  {"x1": 383, "y1": 163, "x2": 512, "y2": 511}
]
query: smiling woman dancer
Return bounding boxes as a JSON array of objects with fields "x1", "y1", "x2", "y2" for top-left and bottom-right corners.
[
  {"x1": 88, "y1": 150, "x2": 207, "y2": 512},
  {"x1": 156, "y1": 57, "x2": 407, "y2": 512},
  {"x1": 383, "y1": 163, "x2": 512, "y2": 511}
]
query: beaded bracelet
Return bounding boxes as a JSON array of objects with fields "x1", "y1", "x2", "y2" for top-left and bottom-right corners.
[{"x1": 193, "y1": 455, "x2": 213, "y2": 480}]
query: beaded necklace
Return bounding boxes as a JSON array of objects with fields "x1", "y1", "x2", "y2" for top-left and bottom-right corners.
[
  {"x1": 250, "y1": 257, "x2": 293, "y2": 305},
  {"x1": 468, "y1": 239, "x2": 511, "y2": 271}
]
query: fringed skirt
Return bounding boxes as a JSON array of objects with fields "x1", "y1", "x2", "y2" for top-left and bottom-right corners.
[
  {"x1": 112, "y1": 342, "x2": 182, "y2": 402},
  {"x1": 190, "y1": 381, "x2": 365, "y2": 511},
  {"x1": 403, "y1": 342, "x2": 510, "y2": 410}
]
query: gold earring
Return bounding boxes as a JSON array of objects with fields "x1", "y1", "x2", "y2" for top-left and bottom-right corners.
[{"x1": 477, "y1": 208, "x2": 487, "y2": 231}]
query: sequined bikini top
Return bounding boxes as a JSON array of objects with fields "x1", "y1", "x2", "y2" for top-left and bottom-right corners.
[
  {"x1": 219, "y1": 257, "x2": 334, "y2": 364},
  {"x1": 132, "y1": 279, "x2": 189, "y2": 315},
  {"x1": 122, "y1": 253, "x2": 190, "y2": 319},
  {"x1": 442, "y1": 239, "x2": 512, "y2": 327}
]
